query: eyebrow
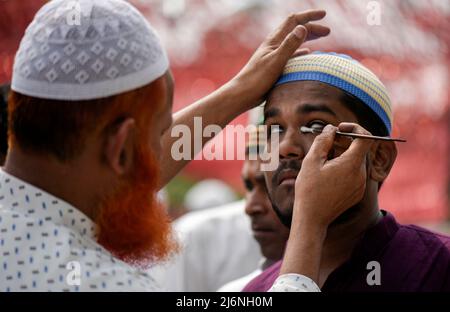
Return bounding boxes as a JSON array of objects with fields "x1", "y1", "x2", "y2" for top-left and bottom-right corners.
[
  {"x1": 264, "y1": 103, "x2": 337, "y2": 122},
  {"x1": 264, "y1": 107, "x2": 280, "y2": 121},
  {"x1": 297, "y1": 103, "x2": 337, "y2": 117}
]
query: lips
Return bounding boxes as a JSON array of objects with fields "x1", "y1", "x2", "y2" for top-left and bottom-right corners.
[
  {"x1": 251, "y1": 219, "x2": 275, "y2": 232},
  {"x1": 277, "y1": 170, "x2": 299, "y2": 186},
  {"x1": 252, "y1": 225, "x2": 276, "y2": 240},
  {"x1": 252, "y1": 225, "x2": 274, "y2": 232}
]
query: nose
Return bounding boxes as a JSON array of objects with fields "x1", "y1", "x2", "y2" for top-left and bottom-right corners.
[
  {"x1": 278, "y1": 127, "x2": 307, "y2": 160},
  {"x1": 245, "y1": 188, "x2": 268, "y2": 217}
]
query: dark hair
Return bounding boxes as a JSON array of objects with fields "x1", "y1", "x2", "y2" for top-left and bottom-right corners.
[
  {"x1": 340, "y1": 91, "x2": 388, "y2": 137},
  {"x1": 340, "y1": 91, "x2": 388, "y2": 189},
  {"x1": 8, "y1": 85, "x2": 158, "y2": 162},
  {"x1": 0, "y1": 84, "x2": 10, "y2": 163}
]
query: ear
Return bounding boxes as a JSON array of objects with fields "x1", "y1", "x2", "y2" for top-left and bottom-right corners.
[
  {"x1": 104, "y1": 118, "x2": 136, "y2": 175},
  {"x1": 369, "y1": 141, "x2": 397, "y2": 183}
]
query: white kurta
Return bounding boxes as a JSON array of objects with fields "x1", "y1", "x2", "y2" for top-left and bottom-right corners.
[
  {"x1": 0, "y1": 169, "x2": 160, "y2": 291},
  {"x1": 152, "y1": 200, "x2": 262, "y2": 292}
]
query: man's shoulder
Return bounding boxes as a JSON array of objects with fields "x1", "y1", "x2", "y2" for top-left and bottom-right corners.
[
  {"x1": 380, "y1": 222, "x2": 450, "y2": 291},
  {"x1": 0, "y1": 208, "x2": 160, "y2": 291},
  {"x1": 397, "y1": 223, "x2": 450, "y2": 251}
]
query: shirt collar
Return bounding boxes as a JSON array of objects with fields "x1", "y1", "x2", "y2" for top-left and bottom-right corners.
[
  {"x1": 351, "y1": 210, "x2": 399, "y2": 261},
  {"x1": 0, "y1": 168, "x2": 97, "y2": 239},
  {"x1": 320, "y1": 210, "x2": 400, "y2": 291}
]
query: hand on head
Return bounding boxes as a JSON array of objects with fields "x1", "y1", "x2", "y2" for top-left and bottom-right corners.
[{"x1": 231, "y1": 10, "x2": 330, "y2": 111}]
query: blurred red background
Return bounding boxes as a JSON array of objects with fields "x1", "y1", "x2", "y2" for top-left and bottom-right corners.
[{"x1": 0, "y1": 0, "x2": 448, "y2": 224}]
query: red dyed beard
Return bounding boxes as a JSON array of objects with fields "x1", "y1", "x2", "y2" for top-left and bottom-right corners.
[{"x1": 96, "y1": 143, "x2": 178, "y2": 268}]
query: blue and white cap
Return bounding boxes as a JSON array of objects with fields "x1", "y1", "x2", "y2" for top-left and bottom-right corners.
[{"x1": 276, "y1": 52, "x2": 393, "y2": 134}]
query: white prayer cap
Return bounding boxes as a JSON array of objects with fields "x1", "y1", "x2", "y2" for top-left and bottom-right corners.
[{"x1": 12, "y1": 0, "x2": 169, "y2": 101}]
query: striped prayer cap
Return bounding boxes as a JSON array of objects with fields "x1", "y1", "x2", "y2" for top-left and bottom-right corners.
[{"x1": 276, "y1": 52, "x2": 393, "y2": 134}]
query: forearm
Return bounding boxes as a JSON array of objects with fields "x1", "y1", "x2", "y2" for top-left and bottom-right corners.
[
  {"x1": 159, "y1": 79, "x2": 257, "y2": 187},
  {"x1": 279, "y1": 210, "x2": 328, "y2": 285}
]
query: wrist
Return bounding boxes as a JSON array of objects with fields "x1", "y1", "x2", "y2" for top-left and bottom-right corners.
[
  {"x1": 280, "y1": 216, "x2": 326, "y2": 279},
  {"x1": 224, "y1": 75, "x2": 263, "y2": 113},
  {"x1": 294, "y1": 220, "x2": 328, "y2": 244},
  {"x1": 292, "y1": 203, "x2": 329, "y2": 236}
]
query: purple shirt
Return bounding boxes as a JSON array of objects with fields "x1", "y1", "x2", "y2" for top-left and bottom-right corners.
[{"x1": 243, "y1": 211, "x2": 450, "y2": 292}]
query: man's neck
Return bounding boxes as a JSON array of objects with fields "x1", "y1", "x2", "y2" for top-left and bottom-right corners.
[
  {"x1": 318, "y1": 203, "x2": 382, "y2": 287},
  {"x1": 4, "y1": 147, "x2": 100, "y2": 220}
]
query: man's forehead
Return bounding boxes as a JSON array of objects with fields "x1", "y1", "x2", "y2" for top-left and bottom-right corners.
[
  {"x1": 266, "y1": 81, "x2": 344, "y2": 108},
  {"x1": 263, "y1": 80, "x2": 362, "y2": 123},
  {"x1": 264, "y1": 81, "x2": 349, "y2": 120},
  {"x1": 242, "y1": 159, "x2": 264, "y2": 176}
]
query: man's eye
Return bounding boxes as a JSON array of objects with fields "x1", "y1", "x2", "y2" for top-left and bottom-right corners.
[
  {"x1": 306, "y1": 121, "x2": 327, "y2": 132},
  {"x1": 244, "y1": 180, "x2": 253, "y2": 191}
]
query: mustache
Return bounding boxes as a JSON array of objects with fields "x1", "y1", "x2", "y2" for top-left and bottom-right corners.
[{"x1": 271, "y1": 159, "x2": 301, "y2": 186}]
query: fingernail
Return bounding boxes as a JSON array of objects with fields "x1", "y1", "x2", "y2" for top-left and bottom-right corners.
[
  {"x1": 293, "y1": 26, "x2": 306, "y2": 39},
  {"x1": 323, "y1": 124, "x2": 334, "y2": 132}
]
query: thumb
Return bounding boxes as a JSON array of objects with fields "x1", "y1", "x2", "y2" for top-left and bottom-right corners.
[
  {"x1": 276, "y1": 25, "x2": 307, "y2": 60},
  {"x1": 305, "y1": 124, "x2": 336, "y2": 165}
]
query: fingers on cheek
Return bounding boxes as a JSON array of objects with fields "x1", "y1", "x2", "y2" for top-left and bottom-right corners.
[
  {"x1": 326, "y1": 137, "x2": 353, "y2": 159},
  {"x1": 335, "y1": 136, "x2": 352, "y2": 152}
]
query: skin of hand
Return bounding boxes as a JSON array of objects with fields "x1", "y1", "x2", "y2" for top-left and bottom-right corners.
[
  {"x1": 230, "y1": 9, "x2": 331, "y2": 110},
  {"x1": 160, "y1": 10, "x2": 330, "y2": 186},
  {"x1": 279, "y1": 123, "x2": 374, "y2": 285}
]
